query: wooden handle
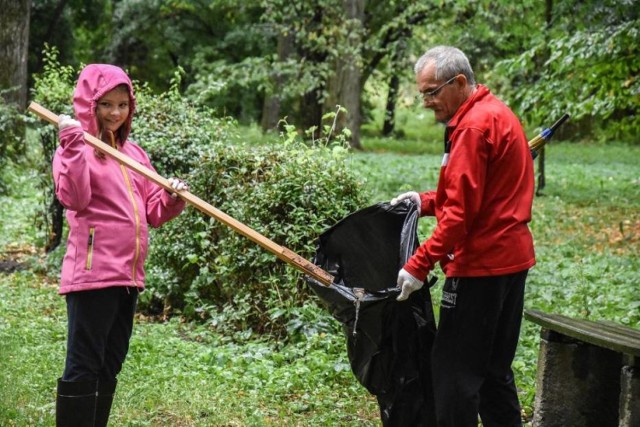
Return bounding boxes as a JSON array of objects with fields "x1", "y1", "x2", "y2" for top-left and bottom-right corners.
[{"x1": 28, "y1": 101, "x2": 334, "y2": 286}]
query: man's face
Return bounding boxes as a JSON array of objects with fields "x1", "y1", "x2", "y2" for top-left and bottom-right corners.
[{"x1": 416, "y1": 62, "x2": 466, "y2": 124}]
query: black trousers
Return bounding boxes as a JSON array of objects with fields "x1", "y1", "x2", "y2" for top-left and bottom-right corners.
[
  {"x1": 62, "y1": 287, "x2": 138, "y2": 383},
  {"x1": 431, "y1": 270, "x2": 527, "y2": 427}
]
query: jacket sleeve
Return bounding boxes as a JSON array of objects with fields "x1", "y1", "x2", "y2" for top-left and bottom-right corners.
[
  {"x1": 141, "y1": 157, "x2": 186, "y2": 228},
  {"x1": 405, "y1": 128, "x2": 488, "y2": 281},
  {"x1": 145, "y1": 183, "x2": 186, "y2": 228},
  {"x1": 52, "y1": 127, "x2": 92, "y2": 211},
  {"x1": 420, "y1": 191, "x2": 436, "y2": 216}
]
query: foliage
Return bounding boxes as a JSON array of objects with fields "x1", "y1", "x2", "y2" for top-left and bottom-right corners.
[
  {"x1": 490, "y1": 0, "x2": 640, "y2": 142},
  {"x1": 29, "y1": 46, "x2": 78, "y2": 251},
  {"x1": 130, "y1": 68, "x2": 238, "y2": 177},
  {"x1": 145, "y1": 124, "x2": 368, "y2": 338},
  {"x1": 30, "y1": 46, "x2": 77, "y2": 114},
  {"x1": 1, "y1": 139, "x2": 638, "y2": 425},
  {"x1": 24, "y1": 0, "x2": 640, "y2": 146},
  {"x1": 27, "y1": 46, "x2": 367, "y2": 340},
  {"x1": 0, "y1": 94, "x2": 28, "y2": 194},
  {"x1": 109, "y1": 0, "x2": 268, "y2": 92},
  {"x1": 28, "y1": 0, "x2": 113, "y2": 85},
  {"x1": 0, "y1": 272, "x2": 379, "y2": 426},
  {"x1": 0, "y1": 147, "x2": 41, "y2": 253},
  {"x1": 185, "y1": 0, "x2": 439, "y2": 130},
  {"x1": 433, "y1": 0, "x2": 542, "y2": 77}
]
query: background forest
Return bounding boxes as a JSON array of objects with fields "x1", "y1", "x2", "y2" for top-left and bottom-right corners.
[{"x1": 0, "y1": 0, "x2": 639, "y2": 425}]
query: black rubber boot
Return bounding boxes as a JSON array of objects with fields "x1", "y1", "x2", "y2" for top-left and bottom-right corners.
[
  {"x1": 95, "y1": 379, "x2": 117, "y2": 427},
  {"x1": 56, "y1": 378, "x2": 97, "y2": 427}
]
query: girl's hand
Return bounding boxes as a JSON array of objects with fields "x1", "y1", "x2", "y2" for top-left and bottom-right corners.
[
  {"x1": 167, "y1": 177, "x2": 189, "y2": 199},
  {"x1": 58, "y1": 114, "x2": 81, "y2": 130}
]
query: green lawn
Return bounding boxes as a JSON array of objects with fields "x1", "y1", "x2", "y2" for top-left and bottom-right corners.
[{"x1": 1, "y1": 137, "x2": 638, "y2": 425}]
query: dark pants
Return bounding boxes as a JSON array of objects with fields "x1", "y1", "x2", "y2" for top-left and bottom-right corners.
[
  {"x1": 431, "y1": 270, "x2": 527, "y2": 427},
  {"x1": 62, "y1": 287, "x2": 138, "y2": 383}
]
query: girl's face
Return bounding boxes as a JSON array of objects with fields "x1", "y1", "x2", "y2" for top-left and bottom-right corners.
[{"x1": 96, "y1": 86, "x2": 130, "y2": 135}]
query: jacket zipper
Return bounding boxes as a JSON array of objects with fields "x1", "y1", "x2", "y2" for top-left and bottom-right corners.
[
  {"x1": 110, "y1": 134, "x2": 141, "y2": 285},
  {"x1": 85, "y1": 227, "x2": 95, "y2": 270}
]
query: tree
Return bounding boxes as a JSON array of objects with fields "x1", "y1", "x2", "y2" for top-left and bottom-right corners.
[
  {"x1": 368, "y1": 5, "x2": 431, "y2": 136},
  {"x1": 535, "y1": 0, "x2": 555, "y2": 195},
  {"x1": 260, "y1": 32, "x2": 294, "y2": 132},
  {"x1": 492, "y1": 0, "x2": 640, "y2": 143},
  {"x1": 324, "y1": 0, "x2": 365, "y2": 148},
  {"x1": 259, "y1": 0, "x2": 438, "y2": 147},
  {"x1": 0, "y1": 0, "x2": 31, "y2": 110},
  {"x1": 0, "y1": 0, "x2": 30, "y2": 188},
  {"x1": 29, "y1": 0, "x2": 112, "y2": 85}
]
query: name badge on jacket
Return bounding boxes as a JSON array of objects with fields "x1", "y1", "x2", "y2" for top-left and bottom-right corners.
[{"x1": 442, "y1": 139, "x2": 451, "y2": 166}]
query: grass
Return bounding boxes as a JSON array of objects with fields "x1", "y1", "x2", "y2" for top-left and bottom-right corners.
[
  {"x1": 1, "y1": 125, "x2": 639, "y2": 425},
  {"x1": 0, "y1": 150, "x2": 380, "y2": 426},
  {"x1": 350, "y1": 139, "x2": 640, "y2": 419},
  {"x1": 0, "y1": 272, "x2": 380, "y2": 426}
]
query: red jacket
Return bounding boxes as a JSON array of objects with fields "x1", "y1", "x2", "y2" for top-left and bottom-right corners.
[
  {"x1": 53, "y1": 64, "x2": 185, "y2": 294},
  {"x1": 404, "y1": 84, "x2": 535, "y2": 280}
]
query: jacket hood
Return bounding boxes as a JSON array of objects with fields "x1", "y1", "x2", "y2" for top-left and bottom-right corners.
[{"x1": 73, "y1": 64, "x2": 136, "y2": 143}]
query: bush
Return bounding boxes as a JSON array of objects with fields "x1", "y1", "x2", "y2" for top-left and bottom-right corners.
[
  {"x1": 131, "y1": 69, "x2": 238, "y2": 177},
  {"x1": 145, "y1": 134, "x2": 368, "y2": 339},
  {"x1": 0, "y1": 95, "x2": 27, "y2": 195},
  {"x1": 29, "y1": 46, "x2": 77, "y2": 251},
  {"x1": 29, "y1": 47, "x2": 368, "y2": 340}
]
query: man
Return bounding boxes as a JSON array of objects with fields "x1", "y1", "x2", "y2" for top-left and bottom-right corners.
[{"x1": 391, "y1": 46, "x2": 535, "y2": 426}]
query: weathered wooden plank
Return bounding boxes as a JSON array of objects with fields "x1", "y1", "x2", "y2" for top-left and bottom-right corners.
[
  {"x1": 524, "y1": 309, "x2": 640, "y2": 357},
  {"x1": 596, "y1": 319, "x2": 640, "y2": 340}
]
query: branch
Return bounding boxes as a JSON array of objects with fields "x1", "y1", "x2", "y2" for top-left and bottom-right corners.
[{"x1": 361, "y1": 5, "x2": 429, "y2": 85}]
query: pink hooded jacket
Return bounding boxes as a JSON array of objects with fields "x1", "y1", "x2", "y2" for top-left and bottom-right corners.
[{"x1": 53, "y1": 64, "x2": 186, "y2": 295}]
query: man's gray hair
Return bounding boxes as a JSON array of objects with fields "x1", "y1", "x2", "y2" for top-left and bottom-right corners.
[{"x1": 414, "y1": 46, "x2": 476, "y2": 86}]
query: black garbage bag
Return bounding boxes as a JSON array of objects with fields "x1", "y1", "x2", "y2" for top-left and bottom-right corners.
[{"x1": 307, "y1": 201, "x2": 437, "y2": 426}]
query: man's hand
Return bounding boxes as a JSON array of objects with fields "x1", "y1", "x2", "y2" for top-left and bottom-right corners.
[
  {"x1": 396, "y1": 268, "x2": 424, "y2": 301},
  {"x1": 167, "y1": 177, "x2": 189, "y2": 199},
  {"x1": 58, "y1": 114, "x2": 81, "y2": 130},
  {"x1": 390, "y1": 191, "x2": 421, "y2": 211}
]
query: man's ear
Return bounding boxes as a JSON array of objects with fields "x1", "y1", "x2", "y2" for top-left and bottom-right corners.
[{"x1": 454, "y1": 74, "x2": 467, "y2": 88}]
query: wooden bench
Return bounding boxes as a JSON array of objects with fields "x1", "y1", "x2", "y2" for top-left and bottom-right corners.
[{"x1": 524, "y1": 309, "x2": 640, "y2": 427}]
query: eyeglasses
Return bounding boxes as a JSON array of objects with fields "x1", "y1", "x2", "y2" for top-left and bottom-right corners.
[{"x1": 418, "y1": 75, "x2": 457, "y2": 101}]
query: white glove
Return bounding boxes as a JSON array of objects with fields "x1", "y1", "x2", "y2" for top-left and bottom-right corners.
[
  {"x1": 390, "y1": 191, "x2": 421, "y2": 211},
  {"x1": 58, "y1": 114, "x2": 81, "y2": 130},
  {"x1": 396, "y1": 268, "x2": 424, "y2": 301},
  {"x1": 167, "y1": 177, "x2": 189, "y2": 199}
]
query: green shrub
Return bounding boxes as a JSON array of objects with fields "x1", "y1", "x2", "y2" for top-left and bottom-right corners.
[
  {"x1": 145, "y1": 134, "x2": 368, "y2": 339},
  {"x1": 0, "y1": 95, "x2": 27, "y2": 195},
  {"x1": 131, "y1": 69, "x2": 238, "y2": 177},
  {"x1": 29, "y1": 46, "x2": 77, "y2": 252},
  {"x1": 29, "y1": 47, "x2": 368, "y2": 340}
]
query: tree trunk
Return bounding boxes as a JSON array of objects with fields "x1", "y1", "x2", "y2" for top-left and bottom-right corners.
[
  {"x1": 382, "y1": 35, "x2": 409, "y2": 137},
  {"x1": 40, "y1": 131, "x2": 65, "y2": 253},
  {"x1": 296, "y1": 7, "x2": 326, "y2": 139},
  {"x1": 300, "y1": 89, "x2": 324, "y2": 140},
  {"x1": 261, "y1": 32, "x2": 294, "y2": 132},
  {"x1": 326, "y1": 0, "x2": 364, "y2": 149},
  {"x1": 46, "y1": 197, "x2": 65, "y2": 253},
  {"x1": 536, "y1": 147, "x2": 546, "y2": 197},
  {"x1": 382, "y1": 74, "x2": 399, "y2": 136},
  {"x1": 0, "y1": 0, "x2": 31, "y2": 109},
  {"x1": 537, "y1": 0, "x2": 554, "y2": 195}
]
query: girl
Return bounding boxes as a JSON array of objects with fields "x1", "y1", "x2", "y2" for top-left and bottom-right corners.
[{"x1": 53, "y1": 64, "x2": 188, "y2": 426}]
